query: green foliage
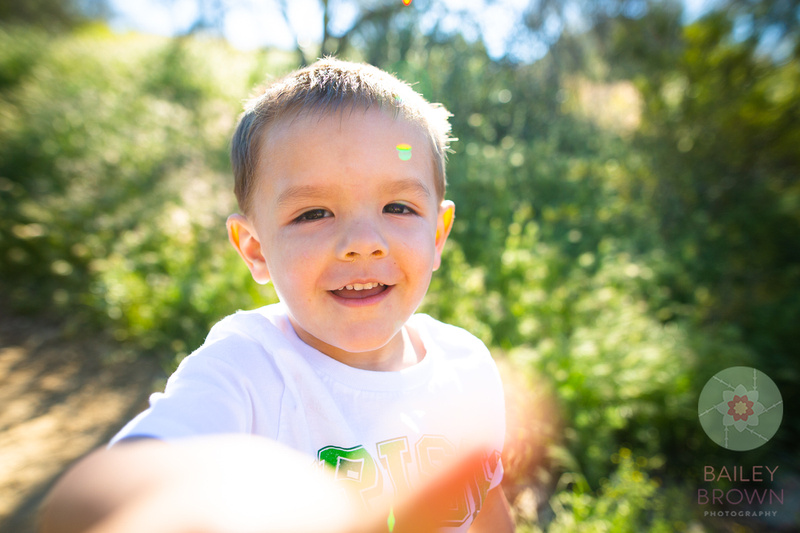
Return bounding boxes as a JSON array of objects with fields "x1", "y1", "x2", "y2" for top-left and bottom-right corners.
[
  {"x1": 0, "y1": 25, "x2": 47, "y2": 89},
  {"x1": 608, "y1": 8, "x2": 800, "y2": 457},
  {"x1": 0, "y1": 0, "x2": 102, "y2": 30},
  {"x1": 519, "y1": 449, "x2": 697, "y2": 532},
  {"x1": 0, "y1": 26, "x2": 283, "y2": 367}
]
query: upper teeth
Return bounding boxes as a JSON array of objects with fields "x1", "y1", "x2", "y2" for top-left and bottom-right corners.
[{"x1": 338, "y1": 282, "x2": 385, "y2": 291}]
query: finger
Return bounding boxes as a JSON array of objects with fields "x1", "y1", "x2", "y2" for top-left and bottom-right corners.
[{"x1": 354, "y1": 445, "x2": 491, "y2": 533}]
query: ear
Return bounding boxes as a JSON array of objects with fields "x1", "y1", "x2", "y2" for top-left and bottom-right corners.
[
  {"x1": 227, "y1": 214, "x2": 270, "y2": 285},
  {"x1": 433, "y1": 200, "x2": 455, "y2": 271}
]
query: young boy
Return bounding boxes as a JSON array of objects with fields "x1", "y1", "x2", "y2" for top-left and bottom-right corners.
[{"x1": 41, "y1": 58, "x2": 512, "y2": 533}]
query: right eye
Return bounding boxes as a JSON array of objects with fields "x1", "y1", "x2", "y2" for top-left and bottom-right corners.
[{"x1": 294, "y1": 209, "x2": 330, "y2": 223}]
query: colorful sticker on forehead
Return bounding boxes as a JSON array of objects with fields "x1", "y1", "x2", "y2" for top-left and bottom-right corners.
[{"x1": 396, "y1": 144, "x2": 412, "y2": 161}]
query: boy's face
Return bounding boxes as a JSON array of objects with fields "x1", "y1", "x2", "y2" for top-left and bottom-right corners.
[{"x1": 227, "y1": 108, "x2": 454, "y2": 367}]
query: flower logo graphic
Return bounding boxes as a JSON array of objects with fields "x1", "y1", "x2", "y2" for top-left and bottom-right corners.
[
  {"x1": 699, "y1": 367, "x2": 783, "y2": 451},
  {"x1": 718, "y1": 385, "x2": 762, "y2": 430},
  {"x1": 729, "y1": 395, "x2": 751, "y2": 420}
]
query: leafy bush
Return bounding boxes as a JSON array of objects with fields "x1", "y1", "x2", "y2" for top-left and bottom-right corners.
[
  {"x1": 0, "y1": 25, "x2": 287, "y2": 366},
  {"x1": 518, "y1": 449, "x2": 696, "y2": 532}
]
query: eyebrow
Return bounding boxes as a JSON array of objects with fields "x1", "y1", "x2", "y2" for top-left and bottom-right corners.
[
  {"x1": 276, "y1": 184, "x2": 336, "y2": 208},
  {"x1": 276, "y1": 177, "x2": 432, "y2": 208},
  {"x1": 381, "y1": 177, "x2": 432, "y2": 199}
]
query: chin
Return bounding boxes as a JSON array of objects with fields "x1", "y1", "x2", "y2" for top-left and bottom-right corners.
[{"x1": 327, "y1": 322, "x2": 406, "y2": 351}]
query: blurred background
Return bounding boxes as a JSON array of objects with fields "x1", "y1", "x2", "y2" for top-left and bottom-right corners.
[{"x1": 1, "y1": 0, "x2": 798, "y2": 531}]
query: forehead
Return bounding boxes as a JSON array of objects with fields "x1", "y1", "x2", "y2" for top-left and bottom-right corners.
[
  {"x1": 270, "y1": 106, "x2": 432, "y2": 152},
  {"x1": 253, "y1": 107, "x2": 437, "y2": 206}
]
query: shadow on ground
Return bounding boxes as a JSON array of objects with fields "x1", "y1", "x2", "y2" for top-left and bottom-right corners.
[{"x1": 0, "y1": 310, "x2": 163, "y2": 533}]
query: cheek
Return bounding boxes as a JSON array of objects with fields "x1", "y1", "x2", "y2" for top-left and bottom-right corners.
[
  {"x1": 268, "y1": 236, "x2": 320, "y2": 285},
  {"x1": 392, "y1": 224, "x2": 437, "y2": 269}
]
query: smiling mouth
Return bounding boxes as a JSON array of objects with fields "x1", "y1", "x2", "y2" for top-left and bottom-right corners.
[{"x1": 331, "y1": 282, "x2": 389, "y2": 299}]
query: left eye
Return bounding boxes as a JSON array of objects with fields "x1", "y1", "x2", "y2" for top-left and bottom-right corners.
[
  {"x1": 294, "y1": 208, "x2": 330, "y2": 222},
  {"x1": 384, "y1": 203, "x2": 416, "y2": 215}
]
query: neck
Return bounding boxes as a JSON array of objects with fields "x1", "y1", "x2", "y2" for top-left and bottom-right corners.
[{"x1": 290, "y1": 320, "x2": 425, "y2": 371}]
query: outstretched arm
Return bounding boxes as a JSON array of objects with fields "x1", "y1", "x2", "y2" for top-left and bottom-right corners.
[
  {"x1": 39, "y1": 436, "x2": 360, "y2": 533},
  {"x1": 40, "y1": 436, "x2": 499, "y2": 533}
]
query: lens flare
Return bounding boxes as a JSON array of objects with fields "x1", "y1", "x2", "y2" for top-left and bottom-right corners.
[{"x1": 396, "y1": 143, "x2": 412, "y2": 161}]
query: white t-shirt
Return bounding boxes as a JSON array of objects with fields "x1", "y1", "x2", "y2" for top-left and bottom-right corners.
[{"x1": 112, "y1": 303, "x2": 506, "y2": 530}]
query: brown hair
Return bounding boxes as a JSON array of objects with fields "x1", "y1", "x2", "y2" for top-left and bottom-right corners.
[{"x1": 230, "y1": 57, "x2": 454, "y2": 215}]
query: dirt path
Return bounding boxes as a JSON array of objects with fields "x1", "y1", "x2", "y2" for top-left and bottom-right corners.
[{"x1": 0, "y1": 311, "x2": 162, "y2": 533}]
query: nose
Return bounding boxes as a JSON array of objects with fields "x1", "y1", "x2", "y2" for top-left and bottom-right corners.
[{"x1": 335, "y1": 218, "x2": 388, "y2": 261}]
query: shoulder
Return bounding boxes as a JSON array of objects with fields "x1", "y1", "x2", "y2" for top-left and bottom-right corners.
[
  {"x1": 409, "y1": 314, "x2": 502, "y2": 388},
  {"x1": 411, "y1": 315, "x2": 507, "y2": 452},
  {"x1": 206, "y1": 302, "x2": 290, "y2": 345},
  {"x1": 113, "y1": 304, "x2": 295, "y2": 442},
  {"x1": 176, "y1": 303, "x2": 293, "y2": 376},
  {"x1": 409, "y1": 313, "x2": 491, "y2": 359}
]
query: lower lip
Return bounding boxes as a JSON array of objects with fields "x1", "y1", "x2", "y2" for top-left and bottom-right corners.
[{"x1": 329, "y1": 285, "x2": 393, "y2": 308}]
